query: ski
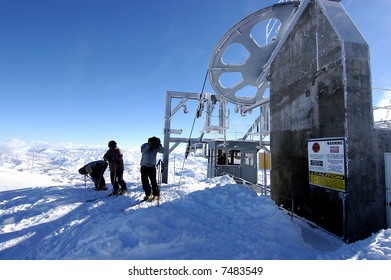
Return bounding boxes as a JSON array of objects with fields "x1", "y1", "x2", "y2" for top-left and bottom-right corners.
[
  {"x1": 156, "y1": 159, "x2": 164, "y2": 207},
  {"x1": 84, "y1": 194, "x2": 111, "y2": 202},
  {"x1": 85, "y1": 192, "x2": 123, "y2": 202},
  {"x1": 121, "y1": 196, "x2": 158, "y2": 211},
  {"x1": 121, "y1": 199, "x2": 146, "y2": 211}
]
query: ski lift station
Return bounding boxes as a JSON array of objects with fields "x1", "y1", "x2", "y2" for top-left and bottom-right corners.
[{"x1": 162, "y1": 0, "x2": 391, "y2": 243}]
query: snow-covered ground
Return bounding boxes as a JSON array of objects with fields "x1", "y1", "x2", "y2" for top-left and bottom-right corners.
[{"x1": 0, "y1": 139, "x2": 390, "y2": 277}]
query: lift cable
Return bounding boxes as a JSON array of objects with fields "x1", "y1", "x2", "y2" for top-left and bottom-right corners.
[{"x1": 179, "y1": 70, "x2": 209, "y2": 183}]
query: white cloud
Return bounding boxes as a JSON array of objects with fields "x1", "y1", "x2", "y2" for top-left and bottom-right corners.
[{"x1": 373, "y1": 88, "x2": 391, "y2": 122}]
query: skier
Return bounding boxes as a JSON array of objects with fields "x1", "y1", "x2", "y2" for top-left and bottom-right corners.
[
  {"x1": 140, "y1": 136, "x2": 165, "y2": 201},
  {"x1": 78, "y1": 160, "x2": 108, "y2": 191},
  {"x1": 103, "y1": 140, "x2": 128, "y2": 195}
]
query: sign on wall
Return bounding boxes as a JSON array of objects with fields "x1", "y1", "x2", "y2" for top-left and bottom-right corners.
[
  {"x1": 259, "y1": 151, "x2": 271, "y2": 170},
  {"x1": 308, "y1": 138, "x2": 346, "y2": 192}
]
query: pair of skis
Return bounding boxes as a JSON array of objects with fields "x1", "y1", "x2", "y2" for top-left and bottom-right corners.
[{"x1": 84, "y1": 192, "x2": 121, "y2": 203}]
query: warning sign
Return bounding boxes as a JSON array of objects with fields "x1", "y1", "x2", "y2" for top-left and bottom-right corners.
[{"x1": 308, "y1": 138, "x2": 346, "y2": 192}]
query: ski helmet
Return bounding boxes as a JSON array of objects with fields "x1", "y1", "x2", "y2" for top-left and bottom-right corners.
[{"x1": 108, "y1": 140, "x2": 117, "y2": 149}]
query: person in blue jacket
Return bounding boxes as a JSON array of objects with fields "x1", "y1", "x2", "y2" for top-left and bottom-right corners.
[{"x1": 140, "y1": 136, "x2": 165, "y2": 201}]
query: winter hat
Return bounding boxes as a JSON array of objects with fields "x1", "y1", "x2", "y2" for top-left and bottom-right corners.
[{"x1": 78, "y1": 167, "x2": 86, "y2": 175}]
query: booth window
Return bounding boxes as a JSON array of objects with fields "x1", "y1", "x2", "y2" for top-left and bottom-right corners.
[
  {"x1": 227, "y1": 149, "x2": 241, "y2": 165},
  {"x1": 217, "y1": 149, "x2": 227, "y2": 165},
  {"x1": 244, "y1": 152, "x2": 254, "y2": 166}
]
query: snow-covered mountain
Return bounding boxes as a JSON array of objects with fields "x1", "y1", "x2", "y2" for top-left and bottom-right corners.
[{"x1": 0, "y1": 139, "x2": 390, "y2": 260}]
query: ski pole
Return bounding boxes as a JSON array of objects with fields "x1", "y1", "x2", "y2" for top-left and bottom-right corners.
[{"x1": 158, "y1": 160, "x2": 164, "y2": 207}]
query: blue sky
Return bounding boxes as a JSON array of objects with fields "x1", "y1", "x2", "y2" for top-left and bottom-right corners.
[{"x1": 0, "y1": 0, "x2": 390, "y2": 148}]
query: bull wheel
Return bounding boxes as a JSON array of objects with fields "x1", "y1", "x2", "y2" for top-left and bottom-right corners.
[{"x1": 208, "y1": 2, "x2": 300, "y2": 108}]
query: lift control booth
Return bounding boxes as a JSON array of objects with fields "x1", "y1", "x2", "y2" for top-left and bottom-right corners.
[{"x1": 206, "y1": 140, "x2": 260, "y2": 184}]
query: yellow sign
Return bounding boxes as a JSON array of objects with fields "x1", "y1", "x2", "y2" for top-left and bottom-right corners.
[
  {"x1": 309, "y1": 171, "x2": 346, "y2": 191},
  {"x1": 259, "y1": 152, "x2": 271, "y2": 170}
]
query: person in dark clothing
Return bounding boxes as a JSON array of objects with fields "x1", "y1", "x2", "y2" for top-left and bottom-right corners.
[
  {"x1": 103, "y1": 140, "x2": 128, "y2": 195},
  {"x1": 140, "y1": 136, "x2": 165, "y2": 201},
  {"x1": 78, "y1": 160, "x2": 108, "y2": 191}
]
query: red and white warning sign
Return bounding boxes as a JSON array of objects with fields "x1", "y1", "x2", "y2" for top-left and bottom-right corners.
[{"x1": 308, "y1": 138, "x2": 346, "y2": 192}]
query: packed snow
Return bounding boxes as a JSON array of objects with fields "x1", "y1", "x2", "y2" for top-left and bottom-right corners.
[{"x1": 0, "y1": 139, "x2": 390, "y2": 261}]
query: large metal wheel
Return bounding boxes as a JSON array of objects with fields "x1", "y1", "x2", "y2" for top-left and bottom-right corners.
[{"x1": 208, "y1": 2, "x2": 300, "y2": 108}]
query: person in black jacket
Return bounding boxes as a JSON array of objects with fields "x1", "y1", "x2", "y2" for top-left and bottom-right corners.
[
  {"x1": 103, "y1": 140, "x2": 128, "y2": 195},
  {"x1": 78, "y1": 160, "x2": 108, "y2": 191},
  {"x1": 140, "y1": 136, "x2": 165, "y2": 201}
]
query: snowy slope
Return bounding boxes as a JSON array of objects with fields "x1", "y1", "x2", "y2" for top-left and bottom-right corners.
[{"x1": 0, "y1": 139, "x2": 390, "y2": 260}]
